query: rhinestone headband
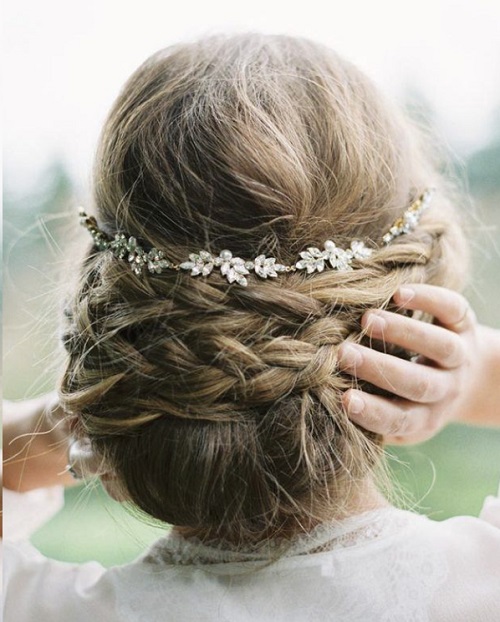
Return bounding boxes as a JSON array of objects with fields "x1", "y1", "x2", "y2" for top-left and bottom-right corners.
[{"x1": 79, "y1": 188, "x2": 434, "y2": 287}]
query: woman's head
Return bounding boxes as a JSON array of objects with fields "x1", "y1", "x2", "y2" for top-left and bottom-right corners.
[{"x1": 60, "y1": 33, "x2": 467, "y2": 543}]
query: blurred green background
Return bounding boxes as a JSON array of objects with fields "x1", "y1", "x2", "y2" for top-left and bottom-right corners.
[{"x1": 4, "y1": 117, "x2": 500, "y2": 567}]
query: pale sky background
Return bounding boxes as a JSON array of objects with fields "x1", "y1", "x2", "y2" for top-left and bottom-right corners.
[{"x1": 4, "y1": 0, "x2": 500, "y2": 198}]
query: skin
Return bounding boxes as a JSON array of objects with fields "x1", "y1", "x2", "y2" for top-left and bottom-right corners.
[
  {"x1": 2, "y1": 395, "x2": 75, "y2": 538},
  {"x1": 3, "y1": 394, "x2": 76, "y2": 492},
  {"x1": 3, "y1": 284, "x2": 500, "y2": 538},
  {"x1": 2, "y1": 396, "x2": 120, "y2": 538}
]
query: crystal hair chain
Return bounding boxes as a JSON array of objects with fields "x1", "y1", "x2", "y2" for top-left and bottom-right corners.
[{"x1": 79, "y1": 188, "x2": 434, "y2": 287}]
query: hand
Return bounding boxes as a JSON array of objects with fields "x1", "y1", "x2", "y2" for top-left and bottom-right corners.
[{"x1": 338, "y1": 284, "x2": 500, "y2": 444}]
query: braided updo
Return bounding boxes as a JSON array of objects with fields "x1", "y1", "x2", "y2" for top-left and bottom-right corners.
[{"x1": 60, "y1": 34, "x2": 467, "y2": 544}]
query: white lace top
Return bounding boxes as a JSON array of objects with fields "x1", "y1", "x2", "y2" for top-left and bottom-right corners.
[{"x1": 3, "y1": 486, "x2": 500, "y2": 621}]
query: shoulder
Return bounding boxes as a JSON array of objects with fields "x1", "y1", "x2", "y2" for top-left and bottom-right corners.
[
  {"x1": 3, "y1": 499, "x2": 500, "y2": 622},
  {"x1": 422, "y1": 494, "x2": 500, "y2": 566},
  {"x1": 406, "y1": 500, "x2": 500, "y2": 622},
  {"x1": 3, "y1": 486, "x2": 113, "y2": 620},
  {"x1": 394, "y1": 498, "x2": 500, "y2": 578},
  {"x1": 3, "y1": 540, "x2": 113, "y2": 621}
]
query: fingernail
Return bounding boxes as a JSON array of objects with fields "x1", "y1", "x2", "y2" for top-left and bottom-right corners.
[
  {"x1": 364, "y1": 312, "x2": 386, "y2": 332},
  {"x1": 346, "y1": 392, "x2": 364, "y2": 415},
  {"x1": 338, "y1": 344, "x2": 363, "y2": 369},
  {"x1": 396, "y1": 287, "x2": 415, "y2": 304}
]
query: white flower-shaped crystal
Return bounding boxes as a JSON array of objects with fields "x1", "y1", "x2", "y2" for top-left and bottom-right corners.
[
  {"x1": 253, "y1": 255, "x2": 287, "y2": 279},
  {"x1": 323, "y1": 240, "x2": 353, "y2": 271},
  {"x1": 348, "y1": 240, "x2": 373, "y2": 261},
  {"x1": 214, "y1": 249, "x2": 250, "y2": 286},
  {"x1": 295, "y1": 246, "x2": 327, "y2": 274},
  {"x1": 146, "y1": 248, "x2": 171, "y2": 274},
  {"x1": 179, "y1": 250, "x2": 215, "y2": 277}
]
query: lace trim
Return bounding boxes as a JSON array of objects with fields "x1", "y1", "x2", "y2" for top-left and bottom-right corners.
[{"x1": 143, "y1": 507, "x2": 414, "y2": 567}]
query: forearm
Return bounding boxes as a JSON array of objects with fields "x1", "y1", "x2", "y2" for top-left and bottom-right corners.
[
  {"x1": 3, "y1": 394, "x2": 75, "y2": 491},
  {"x1": 458, "y1": 325, "x2": 500, "y2": 426}
]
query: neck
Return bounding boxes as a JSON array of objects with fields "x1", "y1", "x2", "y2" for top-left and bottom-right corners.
[{"x1": 173, "y1": 478, "x2": 390, "y2": 546}]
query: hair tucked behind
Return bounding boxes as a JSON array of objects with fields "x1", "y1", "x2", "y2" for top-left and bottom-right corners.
[{"x1": 59, "y1": 33, "x2": 468, "y2": 545}]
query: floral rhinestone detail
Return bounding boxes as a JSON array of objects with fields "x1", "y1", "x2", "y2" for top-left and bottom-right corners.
[
  {"x1": 253, "y1": 255, "x2": 288, "y2": 279},
  {"x1": 177, "y1": 251, "x2": 288, "y2": 286},
  {"x1": 180, "y1": 250, "x2": 251, "y2": 286},
  {"x1": 295, "y1": 240, "x2": 373, "y2": 274},
  {"x1": 79, "y1": 189, "x2": 434, "y2": 287},
  {"x1": 77, "y1": 215, "x2": 172, "y2": 277}
]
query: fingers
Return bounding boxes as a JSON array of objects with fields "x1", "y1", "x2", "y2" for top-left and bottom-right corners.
[
  {"x1": 361, "y1": 309, "x2": 466, "y2": 369},
  {"x1": 338, "y1": 343, "x2": 452, "y2": 403},
  {"x1": 393, "y1": 284, "x2": 476, "y2": 333},
  {"x1": 342, "y1": 389, "x2": 437, "y2": 440},
  {"x1": 338, "y1": 286, "x2": 477, "y2": 442}
]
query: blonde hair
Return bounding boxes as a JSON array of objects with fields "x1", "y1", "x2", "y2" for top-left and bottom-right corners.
[{"x1": 60, "y1": 33, "x2": 467, "y2": 545}]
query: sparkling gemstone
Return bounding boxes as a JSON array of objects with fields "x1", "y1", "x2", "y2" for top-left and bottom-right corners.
[
  {"x1": 307, "y1": 246, "x2": 322, "y2": 258},
  {"x1": 234, "y1": 262, "x2": 249, "y2": 274},
  {"x1": 351, "y1": 241, "x2": 373, "y2": 259}
]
